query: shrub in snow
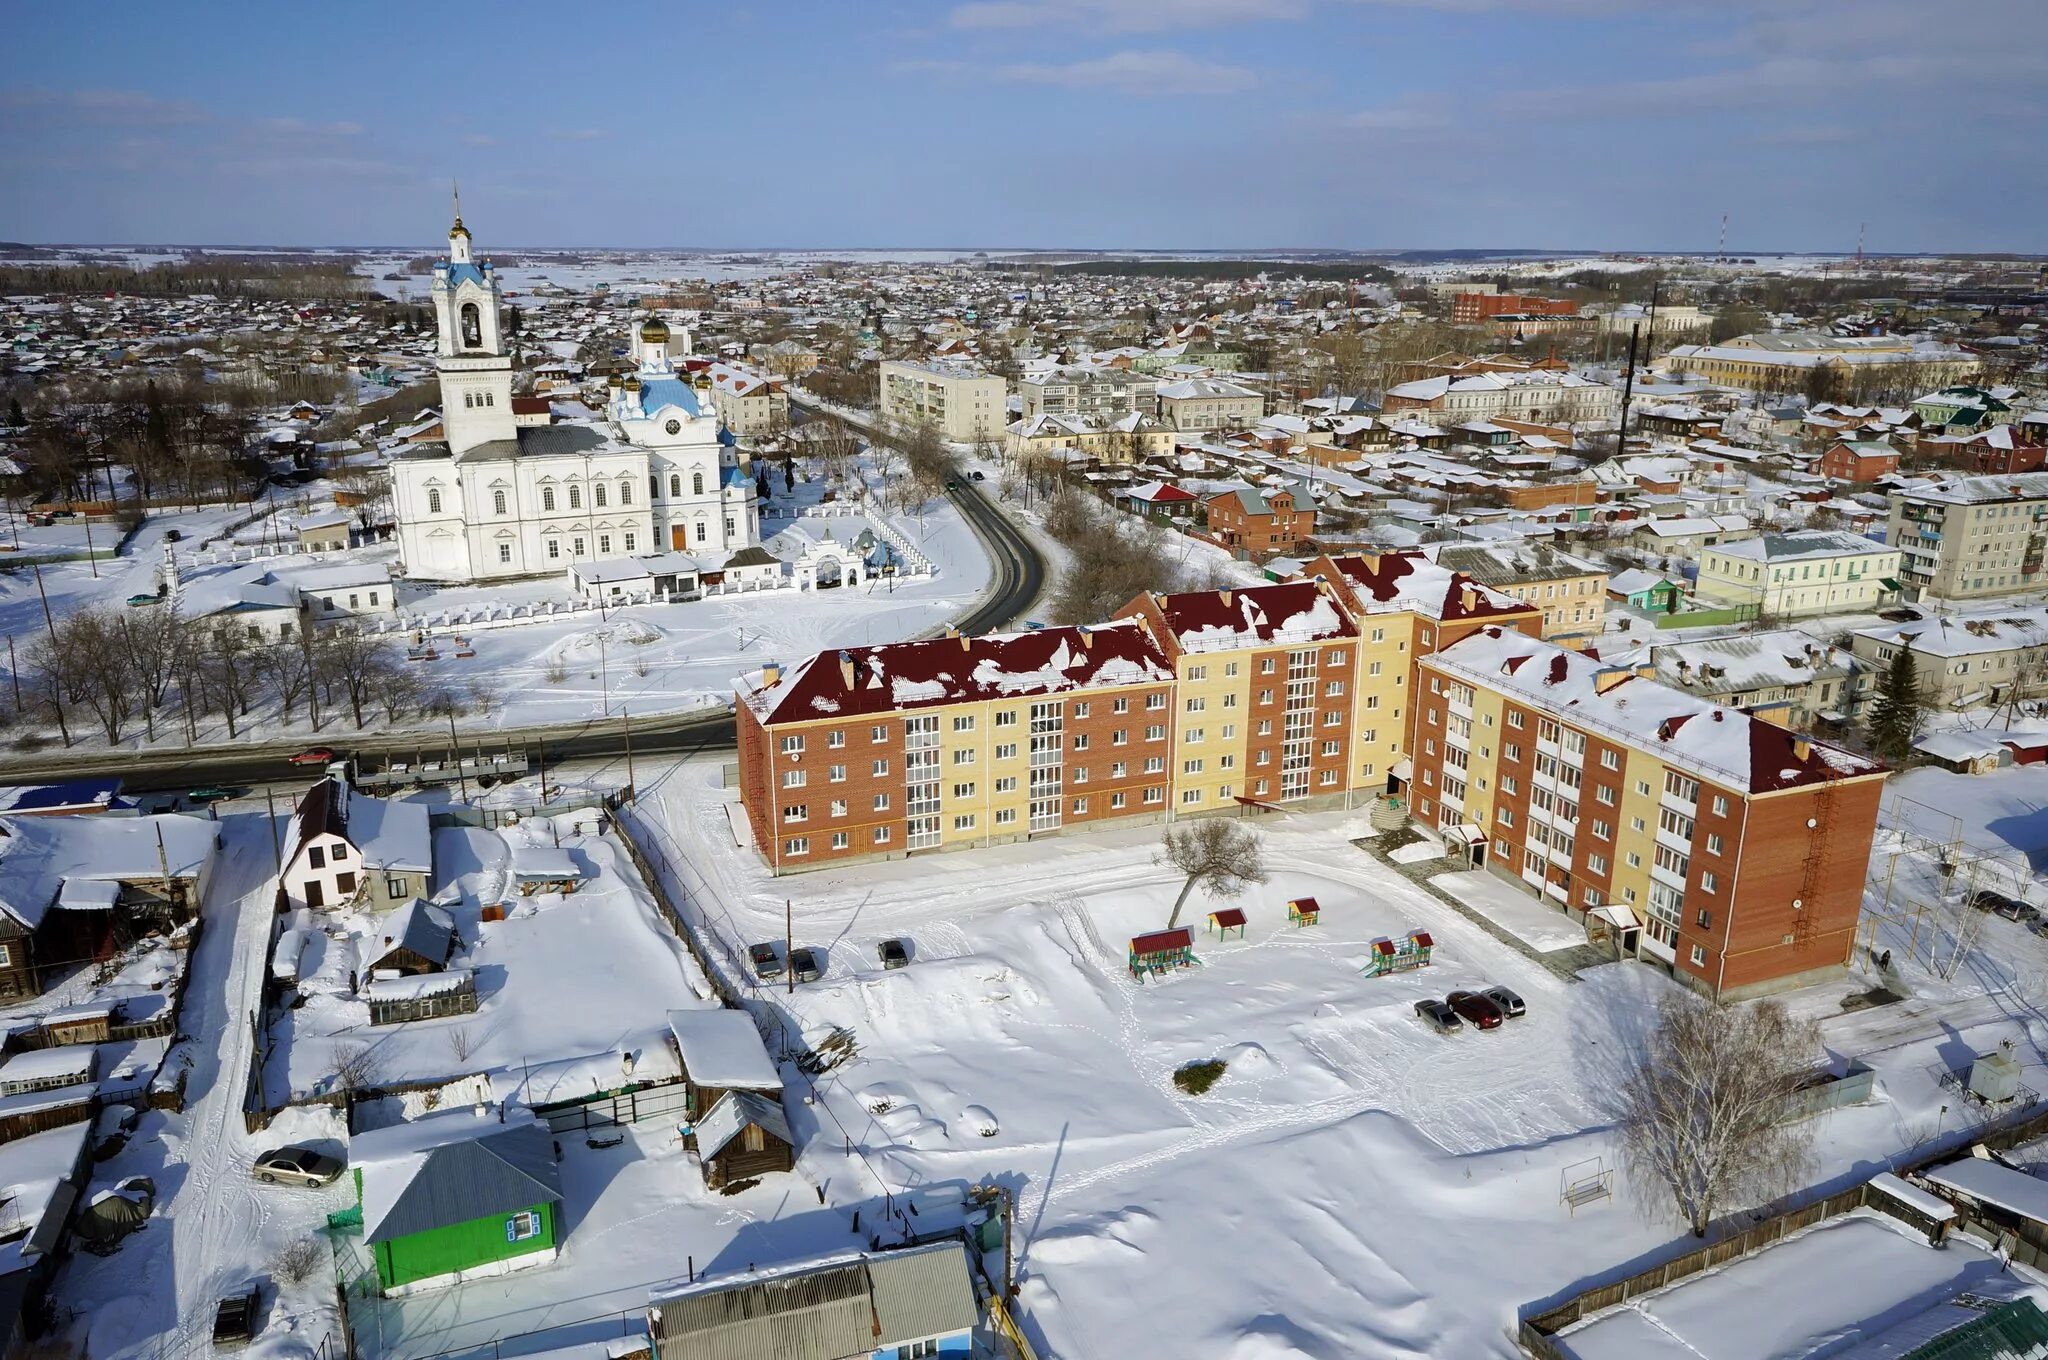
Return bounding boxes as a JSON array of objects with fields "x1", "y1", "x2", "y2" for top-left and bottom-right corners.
[{"x1": 1173, "y1": 1058, "x2": 1228, "y2": 1096}]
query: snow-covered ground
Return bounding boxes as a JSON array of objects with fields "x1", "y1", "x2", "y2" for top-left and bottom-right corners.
[
  {"x1": 627, "y1": 755, "x2": 2048, "y2": 1359},
  {"x1": 269, "y1": 815, "x2": 713, "y2": 1102}
]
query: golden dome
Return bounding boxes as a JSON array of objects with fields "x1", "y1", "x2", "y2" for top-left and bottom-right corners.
[
  {"x1": 623, "y1": 375, "x2": 642, "y2": 391},
  {"x1": 639, "y1": 316, "x2": 670, "y2": 343}
]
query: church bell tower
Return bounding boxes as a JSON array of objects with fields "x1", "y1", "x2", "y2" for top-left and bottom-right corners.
[{"x1": 432, "y1": 187, "x2": 517, "y2": 455}]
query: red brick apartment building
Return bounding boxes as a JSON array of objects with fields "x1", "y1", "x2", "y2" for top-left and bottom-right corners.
[
  {"x1": 1452, "y1": 293, "x2": 1579, "y2": 324},
  {"x1": 1407, "y1": 626, "x2": 1886, "y2": 999},
  {"x1": 736, "y1": 550, "x2": 1885, "y2": 996}
]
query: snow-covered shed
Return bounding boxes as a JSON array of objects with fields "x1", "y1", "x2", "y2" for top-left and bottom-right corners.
[{"x1": 665, "y1": 1009, "x2": 781, "y2": 1119}]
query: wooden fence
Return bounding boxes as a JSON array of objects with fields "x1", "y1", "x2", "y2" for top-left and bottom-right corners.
[{"x1": 1518, "y1": 1093, "x2": 2048, "y2": 1355}]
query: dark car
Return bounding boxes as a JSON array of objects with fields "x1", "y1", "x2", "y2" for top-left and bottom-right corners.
[
  {"x1": 1481, "y1": 985, "x2": 1527, "y2": 1019},
  {"x1": 187, "y1": 785, "x2": 239, "y2": 804},
  {"x1": 1414, "y1": 998, "x2": 1463, "y2": 1034},
  {"x1": 1969, "y1": 889, "x2": 2033, "y2": 920},
  {"x1": 252, "y1": 1145, "x2": 344, "y2": 1187},
  {"x1": 163, "y1": 528, "x2": 183, "y2": 542},
  {"x1": 749, "y1": 943, "x2": 784, "y2": 981},
  {"x1": 877, "y1": 938, "x2": 910, "y2": 970},
  {"x1": 790, "y1": 947, "x2": 824, "y2": 983},
  {"x1": 1445, "y1": 991, "x2": 1505, "y2": 1031},
  {"x1": 214, "y1": 1287, "x2": 260, "y2": 1348}
]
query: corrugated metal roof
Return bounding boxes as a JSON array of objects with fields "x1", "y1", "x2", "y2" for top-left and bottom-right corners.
[
  {"x1": 357, "y1": 1115, "x2": 562, "y2": 1245},
  {"x1": 652, "y1": 1243, "x2": 978, "y2": 1360}
]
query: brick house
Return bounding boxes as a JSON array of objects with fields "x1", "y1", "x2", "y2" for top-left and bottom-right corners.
[
  {"x1": 1816, "y1": 440, "x2": 1901, "y2": 483},
  {"x1": 1203, "y1": 486, "x2": 1315, "y2": 559}
]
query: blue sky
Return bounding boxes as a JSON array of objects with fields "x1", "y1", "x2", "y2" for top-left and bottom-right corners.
[{"x1": 2, "y1": 0, "x2": 2043, "y2": 253}]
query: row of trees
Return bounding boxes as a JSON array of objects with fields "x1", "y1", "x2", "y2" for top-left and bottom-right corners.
[
  {"x1": 16, "y1": 607, "x2": 497, "y2": 748},
  {"x1": 18, "y1": 375, "x2": 264, "y2": 504}
]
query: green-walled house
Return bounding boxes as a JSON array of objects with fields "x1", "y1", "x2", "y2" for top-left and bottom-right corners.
[{"x1": 351, "y1": 1108, "x2": 564, "y2": 1296}]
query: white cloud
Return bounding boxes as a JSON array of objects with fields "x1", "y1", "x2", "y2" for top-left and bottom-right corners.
[
  {"x1": 994, "y1": 49, "x2": 1258, "y2": 94},
  {"x1": 951, "y1": 0, "x2": 1306, "y2": 32}
]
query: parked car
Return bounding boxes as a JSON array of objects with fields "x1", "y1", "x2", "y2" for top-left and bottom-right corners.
[
  {"x1": 970, "y1": 470, "x2": 987, "y2": 482},
  {"x1": 287, "y1": 747, "x2": 337, "y2": 766},
  {"x1": 1969, "y1": 889, "x2": 2032, "y2": 920},
  {"x1": 125, "y1": 593, "x2": 161, "y2": 608},
  {"x1": 877, "y1": 938, "x2": 910, "y2": 970},
  {"x1": 1445, "y1": 991, "x2": 1505, "y2": 1031},
  {"x1": 790, "y1": 947, "x2": 824, "y2": 983},
  {"x1": 1481, "y1": 985, "x2": 1526, "y2": 1019},
  {"x1": 748, "y1": 942, "x2": 784, "y2": 981},
  {"x1": 213, "y1": 1287, "x2": 260, "y2": 1348},
  {"x1": 186, "y1": 785, "x2": 238, "y2": 803},
  {"x1": 252, "y1": 1145, "x2": 344, "y2": 1187},
  {"x1": 163, "y1": 528, "x2": 183, "y2": 542},
  {"x1": 1414, "y1": 998, "x2": 1463, "y2": 1034}
]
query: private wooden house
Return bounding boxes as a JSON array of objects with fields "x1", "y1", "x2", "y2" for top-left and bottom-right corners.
[
  {"x1": 666, "y1": 1009, "x2": 783, "y2": 1122},
  {"x1": 366, "y1": 900, "x2": 456, "y2": 977},
  {"x1": 695, "y1": 1090, "x2": 795, "y2": 1190}
]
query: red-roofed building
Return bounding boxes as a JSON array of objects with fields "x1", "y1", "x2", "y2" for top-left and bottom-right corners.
[{"x1": 1408, "y1": 625, "x2": 1885, "y2": 999}]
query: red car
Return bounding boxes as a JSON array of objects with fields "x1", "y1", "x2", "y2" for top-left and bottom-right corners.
[
  {"x1": 1445, "y1": 991, "x2": 1505, "y2": 1031},
  {"x1": 287, "y1": 748, "x2": 337, "y2": 767}
]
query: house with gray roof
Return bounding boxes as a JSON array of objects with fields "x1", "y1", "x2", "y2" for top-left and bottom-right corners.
[
  {"x1": 351, "y1": 1108, "x2": 563, "y2": 1296},
  {"x1": 648, "y1": 1240, "x2": 979, "y2": 1360}
]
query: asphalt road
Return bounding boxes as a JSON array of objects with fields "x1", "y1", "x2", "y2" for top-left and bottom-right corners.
[{"x1": 0, "y1": 404, "x2": 1047, "y2": 792}]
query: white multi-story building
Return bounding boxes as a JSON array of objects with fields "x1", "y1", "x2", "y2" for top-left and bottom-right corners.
[
  {"x1": 878, "y1": 358, "x2": 1006, "y2": 441},
  {"x1": 1694, "y1": 531, "x2": 1904, "y2": 618},
  {"x1": 1018, "y1": 365, "x2": 1158, "y2": 422},
  {"x1": 1887, "y1": 473, "x2": 2048, "y2": 602},
  {"x1": 1381, "y1": 370, "x2": 1619, "y2": 429},
  {"x1": 392, "y1": 211, "x2": 757, "y2": 583}
]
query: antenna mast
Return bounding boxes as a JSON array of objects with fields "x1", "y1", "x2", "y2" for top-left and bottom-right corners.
[{"x1": 1716, "y1": 213, "x2": 1728, "y2": 262}]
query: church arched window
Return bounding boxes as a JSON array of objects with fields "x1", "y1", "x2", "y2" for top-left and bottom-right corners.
[
  {"x1": 427, "y1": 488, "x2": 443, "y2": 515},
  {"x1": 542, "y1": 487, "x2": 556, "y2": 512},
  {"x1": 692, "y1": 471, "x2": 704, "y2": 496},
  {"x1": 619, "y1": 481, "x2": 633, "y2": 506},
  {"x1": 669, "y1": 474, "x2": 682, "y2": 497},
  {"x1": 460, "y1": 303, "x2": 482, "y2": 349},
  {"x1": 492, "y1": 490, "x2": 507, "y2": 516},
  {"x1": 594, "y1": 484, "x2": 608, "y2": 508},
  {"x1": 568, "y1": 484, "x2": 582, "y2": 510}
]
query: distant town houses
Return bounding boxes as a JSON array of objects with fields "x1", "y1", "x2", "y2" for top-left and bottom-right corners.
[
  {"x1": 1658, "y1": 331, "x2": 1981, "y2": 394},
  {"x1": 1693, "y1": 530, "x2": 1903, "y2": 619},
  {"x1": 1381, "y1": 369, "x2": 1619, "y2": 429}
]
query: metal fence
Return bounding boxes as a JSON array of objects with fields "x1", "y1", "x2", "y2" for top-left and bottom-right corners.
[{"x1": 536, "y1": 1082, "x2": 691, "y2": 1136}]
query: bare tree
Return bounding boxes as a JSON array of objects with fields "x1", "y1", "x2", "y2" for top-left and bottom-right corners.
[
  {"x1": 271, "y1": 1236, "x2": 324, "y2": 1285},
  {"x1": 314, "y1": 627, "x2": 390, "y2": 729},
  {"x1": 1158, "y1": 818, "x2": 1267, "y2": 929},
  {"x1": 446, "y1": 1025, "x2": 476, "y2": 1063},
  {"x1": 329, "y1": 1041, "x2": 380, "y2": 1105},
  {"x1": 1610, "y1": 993, "x2": 1820, "y2": 1237}
]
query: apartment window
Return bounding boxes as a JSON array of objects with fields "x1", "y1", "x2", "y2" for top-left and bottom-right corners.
[
  {"x1": 1072, "y1": 734, "x2": 1090, "y2": 751},
  {"x1": 1325, "y1": 680, "x2": 1345, "y2": 696},
  {"x1": 995, "y1": 808, "x2": 1017, "y2": 825},
  {"x1": 1182, "y1": 789, "x2": 1202, "y2": 806},
  {"x1": 1701, "y1": 872, "x2": 1717, "y2": 894},
  {"x1": 1111, "y1": 730, "x2": 1128, "y2": 747},
  {"x1": 952, "y1": 782, "x2": 976, "y2": 800},
  {"x1": 1110, "y1": 792, "x2": 1126, "y2": 810},
  {"x1": 1592, "y1": 819, "x2": 1611, "y2": 840},
  {"x1": 1705, "y1": 833, "x2": 1723, "y2": 855},
  {"x1": 1073, "y1": 702, "x2": 1091, "y2": 719},
  {"x1": 1072, "y1": 796, "x2": 1089, "y2": 814},
  {"x1": 1711, "y1": 795, "x2": 1729, "y2": 817},
  {"x1": 1636, "y1": 780, "x2": 1651, "y2": 796},
  {"x1": 1261, "y1": 658, "x2": 1276, "y2": 674},
  {"x1": 1320, "y1": 741, "x2": 1339, "y2": 757},
  {"x1": 831, "y1": 831, "x2": 849, "y2": 850},
  {"x1": 1506, "y1": 710, "x2": 1524, "y2": 729},
  {"x1": 1186, "y1": 697, "x2": 1206, "y2": 713},
  {"x1": 1183, "y1": 759, "x2": 1204, "y2": 774},
  {"x1": 1588, "y1": 854, "x2": 1608, "y2": 875},
  {"x1": 1188, "y1": 665, "x2": 1207, "y2": 681},
  {"x1": 1144, "y1": 788, "x2": 1165, "y2": 804},
  {"x1": 1502, "y1": 776, "x2": 1518, "y2": 795},
  {"x1": 1689, "y1": 944, "x2": 1706, "y2": 967},
  {"x1": 872, "y1": 725, "x2": 889, "y2": 743},
  {"x1": 953, "y1": 749, "x2": 975, "y2": 765},
  {"x1": 827, "y1": 730, "x2": 845, "y2": 748},
  {"x1": 1146, "y1": 725, "x2": 1165, "y2": 741},
  {"x1": 1696, "y1": 909, "x2": 1712, "y2": 930},
  {"x1": 996, "y1": 743, "x2": 1018, "y2": 760},
  {"x1": 1600, "y1": 750, "x2": 1619, "y2": 771},
  {"x1": 829, "y1": 799, "x2": 848, "y2": 818},
  {"x1": 1496, "y1": 806, "x2": 1512, "y2": 826},
  {"x1": 1146, "y1": 694, "x2": 1166, "y2": 710},
  {"x1": 995, "y1": 710, "x2": 1018, "y2": 727},
  {"x1": 828, "y1": 764, "x2": 846, "y2": 783},
  {"x1": 1144, "y1": 756, "x2": 1165, "y2": 773},
  {"x1": 782, "y1": 770, "x2": 805, "y2": 789},
  {"x1": 1596, "y1": 785, "x2": 1617, "y2": 806},
  {"x1": 953, "y1": 815, "x2": 976, "y2": 831},
  {"x1": 873, "y1": 793, "x2": 890, "y2": 811},
  {"x1": 1112, "y1": 697, "x2": 1130, "y2": 714},
  {"x1": 953, "y1": 715, "x2": 975, "y2": 732},
  {"x1": 871, "y1": 760, "x2": 889, "y2": 778},
  {"x1": 782, "y1": 805, "x2": 808, "y2": 823}
]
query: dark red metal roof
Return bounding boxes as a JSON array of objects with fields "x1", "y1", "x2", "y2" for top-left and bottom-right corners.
[
  {"x1": 1147, "y1": 581, "x2": 1353, "y2": 648},
  {"x1": 1289, "y1": 897, "x2": 1320, "y2": 913},
  {"x1": 1131, "y1": 928, "x2": 1194, "y2": 954},
  {"x1": 1373, "y1": 939, "x2": 1396, "y2": 955},
  {"x1": 1411, "y1": 931, "x2": 1434, "y2": 948},
  {"x1": 748, "y1": 620, "x2": 1174, "y2": 725},
  {"x1": 1208, "y1": 908, "x2": 1247, "y2": 928}
]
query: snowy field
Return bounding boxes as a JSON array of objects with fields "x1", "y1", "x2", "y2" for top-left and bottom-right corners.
[{"x1": 628, "y1": 756, "x2": 2048, "y2": 1360}]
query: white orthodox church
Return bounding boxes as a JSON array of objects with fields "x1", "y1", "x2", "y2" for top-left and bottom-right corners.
[{"x1": 391, "y1": 209, "x2": 759, "y2": 583}]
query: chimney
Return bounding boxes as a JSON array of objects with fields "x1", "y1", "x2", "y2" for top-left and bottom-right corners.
[
  {"x1": 1077, "y1": 625, "x2": 1093, "y2": 649},
  {"x1": 1793, "y1": 738, "x2": 1812, "y2": 761},
  {"x1": 761, "y1": 661, "x2": 782, "y2": 687},
  {"x1": 837, "y1": 649, "x2": 855, "y2": 687},
  {"x1": 1460, "y1": 584, "x2": 1477, "y2": 612},
  {"x1": 1592, "y1": 666, "x2": 1633, "y2": 695},
  {"x1": 1219, "y1": 590, "x2": 1234, "y2": 607},
  {"x1": 1712, "y1": 709, "x2": 1724, "y2": 722}
]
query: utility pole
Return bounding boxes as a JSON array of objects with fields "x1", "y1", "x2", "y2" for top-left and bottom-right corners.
[
  {"x1": 264, "y1": 786, "x2": 282, "y2": 871},
  {"x1": 621, "y1": 704, "x2": 636, "y2": 802},
  {"x1": 536, "y1": 733, "x2": 548, "y2": 803},
  {"x1": 785, "y1": 898, "x2": 794, "y2": 997},
  {"x1": 448, "y1": 710, "x2": 469, "y2": 803},
  {"x1": 31, "y1": 563, "x2": 57, "y2": 645},
  {"x1": 1615, "y1": 323, "x2": 1642, "y2": 457},
  {"x1": 4, "y1": 635, "x2": 17, "y2": 715}
]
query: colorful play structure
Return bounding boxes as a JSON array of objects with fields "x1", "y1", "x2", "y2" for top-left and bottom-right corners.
[
  {"x1": 1129, "y1": 927, "x2": 1198, "y2": 981},
  {"x1": 1286, "y1": 897, "x2": 1322, "y2": 928},
  {"x1": 1361, "y1": 929, "x2": 1434, "y2": 977},
  {"x1": 1206, "y1": 908, "x2": 1247, "y2": 939}
]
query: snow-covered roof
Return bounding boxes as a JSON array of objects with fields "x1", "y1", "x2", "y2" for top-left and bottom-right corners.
[
  {"x1": 351, "y1": 1107, "x2": 561, "y2": 1245},
  {"x1": 1854, "y1": 605, "x2": 2048, "y2": 660},
  {"x1": 1891, "y1": 471, "x2": 2048, "y2": 506},
  {"x1": 1427, "y1": 626, "x2": 1884, "y2": 794},
  {"x1": 1708, "y1": 530, "x2": 1896, "y2": 564},
  {"x1": 1143, "y1": 581, "x2": 1353, "y2": 654},
  {"x1": 742, "y1": 618, "x2": 1175, "y2": 725},
  {"x1": 0, "y1": 814, "x2": 219, "y2": 932},
  {"x1": 694, "y1": 1088, "x2": 791, "y2": 1161},
  {"x1": 342, "y1": 788, "x2": 432, "y2": 873},
  {"x1": 1922, "y1": 1156, "x2": 2048, "y2": 1225},
  {"x1": 0, "y1": 1045, "x2": 97, "y2": 1090},
  {"x1": 666, "y1": 1009, "x2": 781, "y2": 1091},
  {"x1": 1314, "y1": 550, "x2": 1531, "y2": 624}
]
